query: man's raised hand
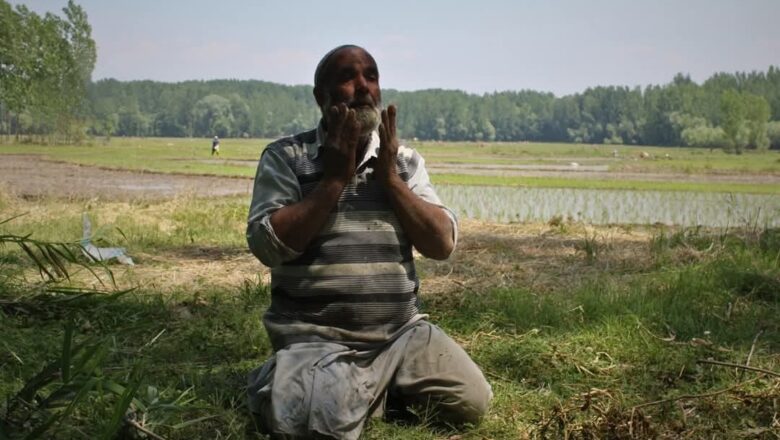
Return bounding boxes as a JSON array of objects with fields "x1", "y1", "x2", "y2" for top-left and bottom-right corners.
[
  {"x1": 323, "y1": 103, "x2": 360, "y2": 183},
  {"x1": 377, "y1": 105, "x2": 399, "y2": 185}
]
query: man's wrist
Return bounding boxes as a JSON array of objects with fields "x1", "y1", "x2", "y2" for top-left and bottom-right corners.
[
  {"x1": 319, "y1": 175, "x2": 349, "y2": 193},
  {"x1": 381, "y1": 172, "x2": 406, "y2": 195}
]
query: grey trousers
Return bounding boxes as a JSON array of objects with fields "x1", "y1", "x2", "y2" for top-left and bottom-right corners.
[{"x1": 247, "y1": 321, "x2": 492, "y2": 440}]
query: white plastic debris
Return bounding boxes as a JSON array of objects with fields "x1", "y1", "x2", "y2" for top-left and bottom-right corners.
[{"x1": 81, "y1": 213, "x2": 135, "y2": 265}]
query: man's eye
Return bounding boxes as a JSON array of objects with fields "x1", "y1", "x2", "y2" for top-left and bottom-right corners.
[{"x1": 338, "y1": 70, "x2": 355, "y2": 82}]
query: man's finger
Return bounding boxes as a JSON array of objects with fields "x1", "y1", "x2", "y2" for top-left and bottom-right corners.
[
  {"x1": 387, "y1": 105, "x2": 397, "y2": 137},
  {"x1": 380, "y1": 108, "x2": 389, "y2": 140},
  {"x1": 378, "y1": 121, "x2": 387, "y2": 147},
  {"x1": 328, "y1": 105, "x2": 341, "y2": 129},
  {"x1": 345, "y1": 108, "x2": 357, "y2": 127},
  {"x1": 329, "y1": 104, "x2": 351, "y2": 141},
  {"x1": 344, "y1": 109, "x2": 359, "y2": 147}
]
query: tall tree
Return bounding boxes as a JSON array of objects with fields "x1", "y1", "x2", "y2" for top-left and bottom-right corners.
[
  {"x1": 721, "y1": 89, "x2": 748, "y2": 153},
  {"x1": 0, "y1": 0, "x2": 95, "y2": 140},
  {"x1": 743, "y1": 93, "x2": 771, "y2": 150}
]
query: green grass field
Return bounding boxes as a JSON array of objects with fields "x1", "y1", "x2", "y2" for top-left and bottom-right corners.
[
  {"x1": 1, "y1": 191, "x2": 778, "y2": 439},
  {"x1": 0, "y1": 137, "x2": 267, "y2": 177},
  {"x1": 2, "y1": 137, "x2": 779, "y2": 193}
]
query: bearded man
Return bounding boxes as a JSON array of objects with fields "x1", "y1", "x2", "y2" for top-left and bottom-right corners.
[{"x1": 246, "y1": 44, "x2": 492, "y2": 439}]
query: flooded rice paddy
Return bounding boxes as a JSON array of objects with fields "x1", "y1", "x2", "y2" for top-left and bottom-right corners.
[{"x1": 438, "y1": 184, "x2": 780, "y2": 227}]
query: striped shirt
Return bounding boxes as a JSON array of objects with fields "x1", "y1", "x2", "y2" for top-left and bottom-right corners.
[{"x1": 247, "y1": 122, "x2": 457, "y2": 349}]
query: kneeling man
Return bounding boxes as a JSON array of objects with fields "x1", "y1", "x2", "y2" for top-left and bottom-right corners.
[{"x1": 246, "y1": 44, "x2": 492, "y2": 439}]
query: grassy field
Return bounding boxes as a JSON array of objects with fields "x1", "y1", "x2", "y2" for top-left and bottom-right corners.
[
  {"x1": 414, "y1": 141, "x2": 780, "y2": 174},
  {"x1": 1, "y1": 190, "x2": 778, "y2": 438},
  {"x1": 2, "y1": 137, "x2": 780, "y2": 194},
  {"x1": 0, "y1": 137, "x2": 266, "y2": 178}
]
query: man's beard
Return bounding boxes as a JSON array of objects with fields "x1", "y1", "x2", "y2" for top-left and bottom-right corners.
[
  {"x1": 354, "y1": 105, "x2": 381, "y2": 137},
  {"x1": 322, "y1": 98, "x2": 381, "y2": 138}
]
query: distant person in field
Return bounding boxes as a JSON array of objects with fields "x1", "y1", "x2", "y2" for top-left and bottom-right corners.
[
  {"x1": 245, "y1": 44, "x2": 492, "y2": 438},
  {"x1": 211, "y1": 135, "x2": 220, "y2": 156}
]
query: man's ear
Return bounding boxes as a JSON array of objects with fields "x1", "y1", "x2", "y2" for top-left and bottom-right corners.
[{"x1": 313, "y1": 87, "x2": 325, "y2": 108}]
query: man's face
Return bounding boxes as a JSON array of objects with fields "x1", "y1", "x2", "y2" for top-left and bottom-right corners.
[{"x1": 316, "y1": 47, "x2": 382, "y2": 136}]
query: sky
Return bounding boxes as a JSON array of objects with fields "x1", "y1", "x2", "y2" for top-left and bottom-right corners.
[{"x1": 14, "y1": 0, "x2": 780, "y2": 96}]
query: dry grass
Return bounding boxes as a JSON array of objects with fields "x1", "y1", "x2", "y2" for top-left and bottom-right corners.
[
  {"x1": 123, "y1": 248, "x2": 268, "y2": 292},
  {"x1": 419, "y1": 219, "x2": 661, "y2": 299},
  {"x1": 1, "y1": 194, "x2": 708, "y2": 299},
  {"x1": 1, "y1": 191, "x2": 264, "y2": 292}
]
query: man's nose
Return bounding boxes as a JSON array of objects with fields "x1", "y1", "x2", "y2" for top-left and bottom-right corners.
[{"x1": 354, "y1": 74, "x2": 368, "y2": 91}]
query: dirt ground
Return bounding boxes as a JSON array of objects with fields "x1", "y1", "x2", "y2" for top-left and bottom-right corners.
[{"x1": 1, "y1": 155, "x2": 254, "y2": 200}]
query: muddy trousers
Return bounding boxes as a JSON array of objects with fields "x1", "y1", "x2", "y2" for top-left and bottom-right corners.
[{"x1": 247, "y1": 321, "x2": 492, "y2": 440}]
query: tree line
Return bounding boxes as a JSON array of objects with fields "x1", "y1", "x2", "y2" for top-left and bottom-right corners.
[
  {"x1": 1, "y1": 1, "x2": 779, "y2": 150},
  {"x1": 84, "y1": 70, "x2": 780, "y2": 151}
]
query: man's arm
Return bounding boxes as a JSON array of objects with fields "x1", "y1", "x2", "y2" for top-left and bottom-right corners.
[
  {"x1": 267, "y1": 103, "x2": 362, "y2": 253},
  {"x1": 377, "y1": 105, "x2": 455, "y2": 260},
  {"x1": 268, "y1": 178, "x2": 345, "y2": 252},
  {"x1": 247, "y1": 147, "x2": 303, "y2": 267}
]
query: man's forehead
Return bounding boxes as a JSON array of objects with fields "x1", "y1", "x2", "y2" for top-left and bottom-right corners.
[
  {"x1": 315, "y1": 45, "x2": 377, "y2": 85},
  {"x1": 331, "y1": 46, "x2": 372, "y2": 62}
]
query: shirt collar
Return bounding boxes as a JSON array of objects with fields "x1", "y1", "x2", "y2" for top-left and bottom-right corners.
[{"x1": 310, "y1": 119, "x2": 380, "y2": 168}]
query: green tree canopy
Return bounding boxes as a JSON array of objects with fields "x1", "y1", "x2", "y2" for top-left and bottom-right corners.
[{"x1": 0, "y1": 0, "x2": 96, "y2": 140}]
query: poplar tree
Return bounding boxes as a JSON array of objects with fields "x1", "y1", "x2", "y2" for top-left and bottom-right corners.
[{"x1": 0, "y1": 0, "x2": 95, "y2": 141}]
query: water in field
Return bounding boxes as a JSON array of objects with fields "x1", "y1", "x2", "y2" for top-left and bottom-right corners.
[{"x1": 437, "y1": 185, "x2": 780, "y2": 227}]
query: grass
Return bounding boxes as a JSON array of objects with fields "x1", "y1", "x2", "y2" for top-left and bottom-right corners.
[
  {"x1": 1, "y1": 190, "x2": 778, "y2": 438},
  {"x1": 2, "y1": 138, "x2": 779, "y2": 194},
  {"x1": 0, "y1": 137, "x2": 268, "y2": 178}
]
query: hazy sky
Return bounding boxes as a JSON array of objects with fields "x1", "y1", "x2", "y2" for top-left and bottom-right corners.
[{"x1": 15, "y1": 0, "x2": 780, "y2": 96}]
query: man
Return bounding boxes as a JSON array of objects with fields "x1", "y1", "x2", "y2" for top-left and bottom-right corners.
[
  {"x1": 246, "y1": 44, "x2": 491, "y2": 439},
  {"x1": 211, "y1": 135, "x2": 220, "y2": 156}
]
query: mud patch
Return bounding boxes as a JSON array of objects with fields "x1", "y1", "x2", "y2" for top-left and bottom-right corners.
[{"x1": 1, "y1": 155, "x2": 253, "y2": 201}]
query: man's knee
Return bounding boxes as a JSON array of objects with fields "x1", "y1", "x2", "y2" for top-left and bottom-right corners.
[
  {"x1": 408, "y1": 379, "x2": 491, "y2": 425},
  {"x1": 396, "y1": 322, "x2": 493, "y2": 424},
  {"x1": 454, "y1": 377, "x2": 492, "y2": 423}
]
